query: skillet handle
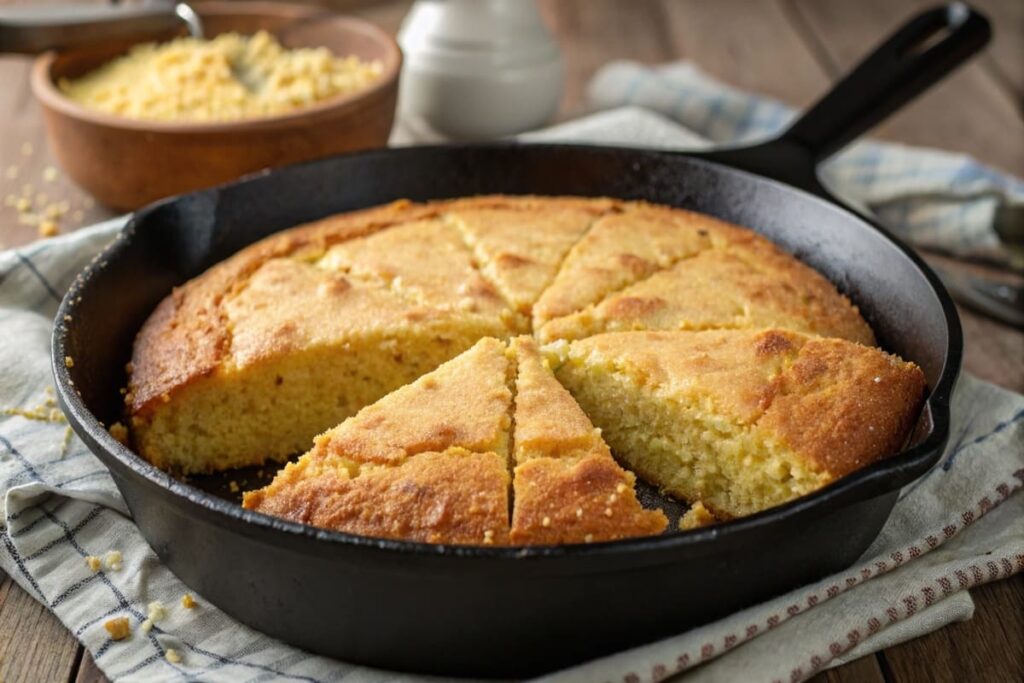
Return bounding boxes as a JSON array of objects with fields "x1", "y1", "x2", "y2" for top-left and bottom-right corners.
[{"x1": 700, "y1": 3, "x2": 991, "y2": 195}]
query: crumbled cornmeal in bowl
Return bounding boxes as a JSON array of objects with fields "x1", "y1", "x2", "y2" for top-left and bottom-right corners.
[{"x1": 59, "y1": 30, "x2": 383, "y2": 122}]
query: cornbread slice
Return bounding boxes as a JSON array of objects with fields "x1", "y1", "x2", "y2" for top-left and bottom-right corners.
[
  {"x1": 315, "y1": 218, "x2": 519, "y2": 323},
  {"x1": 447, "y1": 204, "x2": 605, "y2": 314},
  {"x1": 509, "y1": 337, "x2": 666, "y2": 544},
  {"x1": 532, "y1": 204, "x2": 750, "y2": 331},
  {"x1": 131, "y1": 257, "x2": 513, "y2": 473},
  {"x1": 550, "y1": 330, "x2": 926, "y2": 518},
  {"x1": 128, "y1": 203, "x2": 525, "y2": 474},
  {"x1": 538, "y1": 243, "x2": 874, "y2": 345},
  {"x1": 243, "y1": 338, "x2": 514, "y2": 544}
]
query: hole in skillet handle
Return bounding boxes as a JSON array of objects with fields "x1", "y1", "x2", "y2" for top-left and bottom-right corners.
[{"x1": 898, "y1": 3, "x2": 970, "y2": 57}]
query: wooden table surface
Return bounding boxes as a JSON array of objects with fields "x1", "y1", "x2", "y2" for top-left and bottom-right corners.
[{"x1": 0, "y1": 1, "x2": 1021, "y2": 682}]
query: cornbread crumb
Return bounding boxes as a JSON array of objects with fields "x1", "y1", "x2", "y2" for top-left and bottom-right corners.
[
  {"x1": 541, "y1": 516, "x2": 551, "y2": 527},
  {"x1": 15, "y1": 197, "x2": 30, "y2": 212},
  {"x1": 85, "y1": 555, "x2": 102, "y2": 572},
  {"x1": 181, "y1": 593, "x2": 197, "y2": 609},
  {"x1": 679, "y1": 501, "x2": 717, "y2": 530},
  {"x1": 483, "y1": 529, "x2": 495, "y2": 544},
  {"x1": 165, "y1": 648, "x2": 182, "y2": 663},
  {"x1": 39, "y1": 220, "x2": 59, "y2": 238},
  {"x1": 147, "y1": 600, "x2": 168, "y2": 623},
  {"x1": 141, "y1": 618, "x2": 154, "y2": 633},
  {"x1": 64, "y1": 356, "x2": 74, "y2": 368},
  {"x1": 584, "y1": 534, "x2": 594, "y2": 543},
  {"x1": 43, "y1": 166, "x2": 58, "y2": 182},
  {"x1": 104, "y1": 550, "x2": 123, "y2": 571},
  {"x1": 109, "y1": 422, "x2": 129, "y2": 445},
  {"x1": 228, "y1": 480, "x2": 239, "y2": 493},
  {"x1": 104, "y1": 617, "x2": 131, "y2": 640}
]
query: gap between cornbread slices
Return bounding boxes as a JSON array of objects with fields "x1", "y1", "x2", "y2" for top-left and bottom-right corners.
[
  {"x1": 531, "y1": 203, "x2": 753, "y2": 332},
  {"x1": 509, "y1": 336, "x2": 667, "y2": 544},
  {"x1": 549, "y1": 329, "x2": 926, "y2": 518},
  {"x1": 243, "y1": 337, "x2": 514, "y2": 545},
  {"x1": 537, "y1": 240, "x2": 874, "y2": 346}
]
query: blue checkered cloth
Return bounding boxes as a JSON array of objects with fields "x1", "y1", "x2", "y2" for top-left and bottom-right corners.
[
  {"x1": 587, "y1": 62, "x2": 1024, "y2": 269},
  {"x1": 1, "y1": 111, "x2": 1023, "y2": 683}
]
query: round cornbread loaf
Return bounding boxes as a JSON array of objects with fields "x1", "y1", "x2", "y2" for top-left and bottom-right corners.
[{"x1": 123, "y1": 195, "x2": 923, "y2": 543}]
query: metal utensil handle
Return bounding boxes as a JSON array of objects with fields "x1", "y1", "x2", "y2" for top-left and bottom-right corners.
[
  {"x1": 0, "y1": 1, "x2": 202, "y2": 55},
  {"x1": 784, "y1": 2, "x2": 991, "y2": 163}
]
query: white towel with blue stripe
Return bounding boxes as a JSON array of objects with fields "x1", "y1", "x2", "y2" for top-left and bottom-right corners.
[
  {"x1": 586, "y1": 62, "x2": 1023, "y2": 269},
  {"x1": 1, "y1": 109, "x2": 1023, "y2": 683}
]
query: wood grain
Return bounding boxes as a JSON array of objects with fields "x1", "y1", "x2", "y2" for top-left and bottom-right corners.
[
  {"x1": 0, "y1": 574, "x2": 81, "y2": 683},
  {"x1": 0, "y1": 1, "x2": 1021, "y2": 682},
  {"x1": 789, "y1": 0, "x2": 1024, "y2": 176},
  {"x1": 880, "y1": 576, "x2": 1024, "y2": 682},
  {"x1": 658, "y1": 0, "x2": 831, "y2": 107}
]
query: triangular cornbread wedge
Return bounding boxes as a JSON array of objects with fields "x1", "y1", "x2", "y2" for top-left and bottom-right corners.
[
  {"x1": 537, "y1": 242, "x2": 874, "y2": 346},
  {"x1": 549, "y1": 329, "x2": 926, "y2": 518},
  {"x1": 532, "y1": 203, "x2": 751, "y2": 331},
  {"x1": 447, "y1": 204, "x2": 603, "y2": 315},
  {"x1": 243, "y1": 337, "x2": 514, "y2": 545},
  {"x1": 509, "y1": 337, "x2": 667, "y2": 544}
]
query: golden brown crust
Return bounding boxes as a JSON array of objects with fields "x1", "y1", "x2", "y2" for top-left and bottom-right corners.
[
  {"x1": 510, "y1": 455, "x2": 665, "y2": 545},
  {"x1": 312, "y1": 337, "x2": 513, "y2": 465},
  {"x1": 245, "y1": 448, "x2": 510, "y2": 545},
  {"x1": 760, "y1": 336, "x2": 926, "y2": 477},
  {"x1": 537, "y1": 235, "x2": 874, "y2": 346}
]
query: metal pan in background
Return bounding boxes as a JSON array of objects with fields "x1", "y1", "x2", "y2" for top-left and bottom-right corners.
[{"x1": 51, "y1": 4, "x2": 987, "y2": 677}]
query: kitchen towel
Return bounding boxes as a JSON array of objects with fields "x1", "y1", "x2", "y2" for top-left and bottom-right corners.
[
  {"x1": 1, "y1": 109, "x2": 1023, "y2": 683},
  {"x1": 586, "y1": 61, "x2": 1024, "y2": 270}
]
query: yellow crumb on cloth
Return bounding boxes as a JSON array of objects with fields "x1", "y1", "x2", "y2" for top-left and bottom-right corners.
[
  {"x1": 60, "y1": 30, "x2": 383, "y2": 122},
  {"x1": 104, "y1": 617, "x2": 131, "y2": 640}
]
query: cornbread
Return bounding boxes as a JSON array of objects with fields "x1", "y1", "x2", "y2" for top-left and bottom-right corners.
[
  {"x1": 531, "y1": 204, "x2": 751, "y2": 331},
  {"x1": 129, "y1": 201, "x2": 523, "y2": 473},
  {"x1": 242, "y1": 338, "x2": 514, "y2": 545},
  {"x1": 127, "y1": 194, "x2": 927, "y2": 541},
  {"x1": 536, "y1": 241, "x2": 875, "y2": 345},
  {"x1": 549, "y1": 329, "x2": 926, "y2": 517},
  {"x1": 60, "y1": 31, "x2": 383, "y2": 122},
  {"x1": 509, "y1": 337, "x2": 666, "y2": 544},
  {"x1": 104, "y1": 617, "x2": 131, "y2": 640}
]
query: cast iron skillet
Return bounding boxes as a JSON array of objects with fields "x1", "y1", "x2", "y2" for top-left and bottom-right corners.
[{"x1": 52, "y1": 5, "x2": 986, "y2": 677}]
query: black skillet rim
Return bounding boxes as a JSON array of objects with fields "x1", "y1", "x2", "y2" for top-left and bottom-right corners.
[{"x1": 50, "y1": 142, "x2": 964, "y2": 561}]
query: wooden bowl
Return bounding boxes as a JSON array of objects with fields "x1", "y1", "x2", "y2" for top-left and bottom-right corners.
[{"x1": 30, "y1": 1, "x2": 401, "y2": 210}]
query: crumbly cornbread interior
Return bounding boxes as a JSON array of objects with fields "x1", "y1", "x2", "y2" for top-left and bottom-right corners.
[
  {"x1": 127, "y1": 196, "x2": 925, "y2": 542},
  {"x1": 549, "y1": 329, "x2": 925, "y2": 518}
]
